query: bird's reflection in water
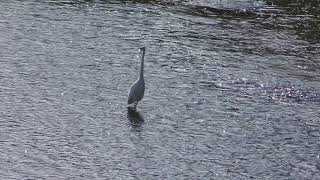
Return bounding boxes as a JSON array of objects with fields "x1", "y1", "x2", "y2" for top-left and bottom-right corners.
[{"x1": 127, "y1": 108, "x2": 144, "y2": 132}]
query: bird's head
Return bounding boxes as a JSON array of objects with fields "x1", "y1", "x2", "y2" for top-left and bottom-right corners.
[{"x1": 139, "y1": 47, "x2": 146, "y2": 52}]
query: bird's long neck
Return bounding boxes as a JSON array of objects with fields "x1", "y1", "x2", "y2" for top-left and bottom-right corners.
[{"x1": 139, "y1": 49, "x2": 145, "y2": 79}]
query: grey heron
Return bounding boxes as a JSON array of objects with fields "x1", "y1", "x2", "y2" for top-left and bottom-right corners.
[{"x1": 127, "y1": 47, "x2": 146, "y2": 110}]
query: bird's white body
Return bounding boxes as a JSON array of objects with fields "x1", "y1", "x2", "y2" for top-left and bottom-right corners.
[
  {"x1": 128, "y1": 47, "x2": 146, "y2": 110},
  {"x1": 128, "y1": 78, "x2": 145, "y2": 107}
]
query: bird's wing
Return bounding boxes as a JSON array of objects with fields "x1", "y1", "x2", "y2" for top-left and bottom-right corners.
[{"x1": 128, "y1": 95, "x2": 135, "y2": 105}]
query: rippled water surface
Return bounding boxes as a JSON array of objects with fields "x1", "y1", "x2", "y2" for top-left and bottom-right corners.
[{"x1": 0, "y1": 0, "x2": 319, "y2": 179}]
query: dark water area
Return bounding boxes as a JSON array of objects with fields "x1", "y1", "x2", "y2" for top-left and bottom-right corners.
[{"x1": 0, "y1": 0, "x2": 319, "y2": 179}]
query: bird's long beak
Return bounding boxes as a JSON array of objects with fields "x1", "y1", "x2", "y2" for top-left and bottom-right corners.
[{"x1": 139, "y1": 47, "x2": 145, "y2": 52}]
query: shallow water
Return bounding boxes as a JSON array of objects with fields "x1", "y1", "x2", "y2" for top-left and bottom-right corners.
[{"x1": 0, "y1": 0, "x2": 319, "y2": 179}]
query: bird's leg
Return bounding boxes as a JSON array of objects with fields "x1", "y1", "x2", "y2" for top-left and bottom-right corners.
[{"x1": 133, "y1": 101, "x2": 138, "y2": 110}]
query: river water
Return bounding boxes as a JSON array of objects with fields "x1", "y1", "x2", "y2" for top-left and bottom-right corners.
[{"x1": 0, "y1": 0, "x2": 319, "y2": 179}]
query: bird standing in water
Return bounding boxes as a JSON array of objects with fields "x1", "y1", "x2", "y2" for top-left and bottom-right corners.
[{"x1": 128, "y1": 47, "x2": 146, "y2": 110}]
